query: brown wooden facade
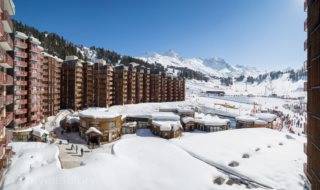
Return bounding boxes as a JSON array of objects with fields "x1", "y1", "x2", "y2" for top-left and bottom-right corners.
[
  {"x1": 305, "y1": 0, "x2": 320, "y2": 188},
  {"x1": 60, "y1": 56, "x2": 84, "y2": 111},
  {"x1": 113, "y1": 65, "x2": 128, "y2": 105}
]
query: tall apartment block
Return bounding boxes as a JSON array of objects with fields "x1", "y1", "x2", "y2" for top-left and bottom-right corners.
[
  {"x1": 0, "y1": 0, "x2": 15, "y2": 181},
  {"x1": 14, "y1": 32, "x2": 28, "y2": 128},
  {"x1": 127, "y1": 64, "x2": 136, "y2": 104},
  {"x1": 166, "y1": 76, "x2": 174, "y2": 102},
  {"x1": 60, "y1": 56, "x2": 83, "y2": 111},
  {"x1": 135, "y1": 66, "x2": 144, "y2": 103},
  {"x1": 114, "y1": 65, "x2": 128, "y2": 105},
  {"x1": 93, "y1": 59, "x2": 114, "y2": 107},
  {"x1": 83, "y1": 61, "x2": 94, "y2": 108},
  {"x1": 26, "y1": 37, "x2": 44, "y2": 127},
  {"x1": 142, "y1": 68, "x2": 150, "y2": 102},
  {"x1": 150, "y1": 71, "x2": 161, "y2": 102},
  {"x1": 160, "y1": 73, "x2": 167, "y2": 102},
  {"x1": 304, "y1": 0, "x2": 320, "y2": 188},
  {"x1": 42, "y1": 52, "x2": 62, "y2": 117}
]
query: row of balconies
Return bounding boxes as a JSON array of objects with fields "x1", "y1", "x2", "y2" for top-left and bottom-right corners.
[
  {"x1": 15, "y1": 108, "x2": 27, "y2": 115},
  {"x1": 14, "y1": 40, "x2": 28, "y2": 49},
  {"x1": 15, "y1": 70, "x2": 28, "y2": 77},
  {"x1": 14, "y1": 60, "x2": 27, "y2": 67},
  {"x1": 1, "y1": 10, "x2": 13, "y2": 33},
  {"x1": 0, "y1": 32, "x2": 13, "y2": 51},
  {"x1": 0, "y1": 51, "x2": 13, "y2": 68},
  {"x1": 15, "y1": 80, "x2": 27, "y2": 86},
  {"x1": 15, "y1": 51, "x2": 28, "y2": 58},
  {"x1": 0, "y1": 72, "x2": 13, "y2": 85}
]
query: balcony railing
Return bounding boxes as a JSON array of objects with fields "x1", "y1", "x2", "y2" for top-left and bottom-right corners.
[
  {"x1": 15, "y1": 70, "x2": 28, "y2": 77},
  {"x1": 15, "y1": 51, "x2": 27, "y2": 58},
  {"x1": 15, "y1": 80, "x2": 27, "y2": 86},
  {"x1": 304, "y1": 0, "x2": 308, "y2": 12},
  {"x1": 0, "y1": 32, "x2": 13, "y2": 51},
  {"x1": 14, "y1": 60, "x2": 27, "y2": 67},
  {"x1": 5, "y1": 95, "x2": 13, "y2": 105},
  {"x1": 15, "y1": 108, "x2": 27, "y2": 115},
  {"x1": 4, "y1": 112, "x2": 13, "y2": 126},
  {"x1": 5, "y1": 74, "x2": 13, "y2": 85},
  {"x1": 304, "y1": 40, "x2": 308, "y2": 51},
  {"x1": 14, "y1": 40, "x2": 27, "y2": 49},
  {"x1": 0, "y1": 51, "x2": 12, "y2": 68},
  {"x1": 16, "y1": 99, "x2": 27, "y2": 105},
  {"x1": 1, "y1": 10, "x2": 13, "y2": 33},
  {"x1": 30, "y1": 55, "x2": 40, "y2": 62},
  {"x1": 15, "y1": 118, "x2": 27, "y2": 125},
  {"x1": 15, "y1": 90, "x2": 27, "y2": 96},
  {"x1": 304, "y1": 19, "x2": 308, "y2": 32}
]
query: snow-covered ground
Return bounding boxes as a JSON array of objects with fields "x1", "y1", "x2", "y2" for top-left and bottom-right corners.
[
  {"x1": 3, "y1": 77, "x2": 307, "y2": 190},
  {"x1": 173, "y1": 128, "x2": 307, "y2": 190}
]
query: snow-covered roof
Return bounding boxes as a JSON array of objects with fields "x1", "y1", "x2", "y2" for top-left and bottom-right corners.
[
  {"x1": 15, "y1": 31, "x2": 28, "y2": 39},
  {"x1": 236, "y1": 115, "x2": 268, "y2": 125},
  {"x1": 29, "y1": 36, "x2": 41, "y2": 45},
  {"x1": 66, "y1": 115, "x2": 80, "y2": 124},
  {"x1": 152, "y1": 112, "x2": 180, "y2": 121},
  {"x1": 95, "y1": 59, "x2": 106, "y2": 65},
  {"x1": 152, "y1": 120, "x2": 182, "y2": 131},
  {"x1": 195, "y1": 113, "x2": 229, "y2": 126},
  {"x1": 85, "y1": 127, "x2": 102, "y2": 135},
  {"x1": 254, "y1": 113, "x2": 277, "y2": 123},
  {"x1": 79, "y1": 108, "x2": 121, "y2": 119},
  {"x1": 65, "y1": 55, "x2": 78, "y2": 61},
  {"x1": 32, "y1": 128, "x2": 49, "y2": 138},
  {"x1": 177, "y1": 108, "x2": 195, "y2": 114},
  {"x1": 181, "y1": 117, "x2": 195, "y2": 124},
  {"x1": 123, "y1": 122, "x2": 137, "y2": 128}
]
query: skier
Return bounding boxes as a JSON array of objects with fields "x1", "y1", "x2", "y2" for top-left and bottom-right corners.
[{"x1": 80, "y1": 148, "x2": 84, "y2": 157}]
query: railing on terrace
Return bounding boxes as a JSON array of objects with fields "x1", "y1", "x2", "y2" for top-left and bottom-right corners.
[{"x1": 1, "y1": 10, "x2": 13, "y2": 31}]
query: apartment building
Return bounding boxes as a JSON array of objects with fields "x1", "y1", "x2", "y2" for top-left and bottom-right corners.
[
  {"x1": 113, "y1": 65, "x2": 128, "y2": 105},
  {"x1": 150, "y1": 71, "x2": 162, "y2": 102},
  {"x1": 83, "y1": 61, "x2": 94, "y2": 108},
  {"x1": 135, "y1": 66, "x2": 144, "y2": 103},
  {"x1": 304, "y1": 0, "x2": 320, "y2": 188},
  {"x1": 142, "y1": 67, "x2": 150, "y2": 102},
  {"x1": 160, "y1": 73, "x2": 167, "y2": 102},
  {"x1": 166, "y1": 76, "x2": 174, "y2": 102},
  {"x1": 60, "y1": 56, "x2": 83, "y2": 111},
  {"x1": 42, "y1": 52, "x2": 62, "y2": 117},
  {"x1": 93, "y1": 59, "x2": 114, "y2": 107},
  {"x1": 127, "y1": 64, "x2": 136, "y2": 104},
  {"x1": 0, "y1": 0, "x2": 15, "y2": 182},
  {"x1": 27, "y1": 37, "x2": 44, "y2": 127}
]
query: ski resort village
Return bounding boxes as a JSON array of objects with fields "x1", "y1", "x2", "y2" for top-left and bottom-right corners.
[{"x1": 0, "y1": 0, "x2": 318, "y2": 189}]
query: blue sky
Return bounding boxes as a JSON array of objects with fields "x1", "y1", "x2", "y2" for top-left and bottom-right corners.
[{"x1": 13, "y1": 0, "x2": 306, "y2": 71}]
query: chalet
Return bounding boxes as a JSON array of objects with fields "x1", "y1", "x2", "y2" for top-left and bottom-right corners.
[
  {"x1": 194, "y1": 113, "x2": 230, "y2": 132},
  {"x1": 235, "y1": 115, "x2": 268, "y2": 128},
  {"x1": 181, "y1": 117, "x2": 195, "y2": 131},
  {"x1": 150, "y1": 112, "x2": 182, "y2": 139},
  {"x1": 124, "y1": 115, "x2": 151, "y2": 128},
  {"x1": 79, "y1": 108, "x2": 122, "y2": 145}
]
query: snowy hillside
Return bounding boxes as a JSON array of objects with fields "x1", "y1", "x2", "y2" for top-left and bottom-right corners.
[{"x1": 138, "y1": 50, "x2": 261, "y2": 78}]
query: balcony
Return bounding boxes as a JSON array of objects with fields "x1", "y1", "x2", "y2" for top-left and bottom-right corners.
[
  {"x1": 15, "y1": 51, "x2": 27, "y2": 58},
  {"x1": 5, "y1": 95, "x2": 13, "y2": 105},
  {"x1": 4, "y1": 74, "x2": 13, "y2": 85},
  {"x1": 304, "y1": 0, "x2": 308, "y2": 12},
  {"x1": 14, "y1": 60, "x2": 27, "y2": 67},
  {"x1": 14, "y1": 40, "x2": 27, "y2": 49},
  {"x1": 304, "y1": 40, "x2": 307, "y2": 51},
  {"x1": 4, "y1": 112, "x2": 13, "y2": 126},
  {"x1": 304, "y1": 19, "x2": 308, "y2": 32},
  {"x1": 0, "y1": 33, "x2": 13, "y2": 51},
  {"x1": 15, "y1": 108, "x2": 27, "y2": 115},
  {"x1": 30, "y1": 55, "x2": 40, "y2": 62},
  {"x1": 15, "y1": 99, "x2": 27, "y2": 105},
  {"x1": 15, "y1": 80, "x2": 27, "y2": 86},
  {"x1": 15, "y1": 118, "x2": 27, "y2": 125},
  {"x1": 0, "y1": 71, "x2": 5, "y2": 85},
  {"x1": 30, "y1": 46, "x2": 41, "y2": 53},
  {"x1": 15, "y1": 90, "x2": 27, "y2": 96},
  {"x1": 1, "y1": 10, "x2": 13, "y2": 33},
  {"x1": 0, "y1": 51, "x2": 13, "y2": 68},
  {"x1": 15, "y1": 70, "x2": 28, "y2": 77}
]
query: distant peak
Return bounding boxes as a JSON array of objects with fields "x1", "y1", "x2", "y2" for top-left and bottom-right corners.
[{"x1": 162, "y1": 49, "x2": 180, "y2": 58}]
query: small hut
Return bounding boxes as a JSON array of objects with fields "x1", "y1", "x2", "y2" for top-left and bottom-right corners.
[
  {"x1": 235, "y1": 115, "x2": 268, "y2": 128},
  {"x1": 122, "y1": 122, "x2": 138, "y2": 134},
  {"x1": 151, "y1": 112, "x2": 182, "y2": 139},
  {"x1": 195, "y1": 113, "x2": 230, "y2": 132},
  {"x1": 124, "y1": 115, "x2": 151, "y2": 128},
  {"x1": 61, "y1": 115, "x2": 80, "y2": 132},
  {"x1": 31, "y1": 128, "x2": 49, "y2": 142},
  {"x1": 181, "y1": 117, "x2": 195, "y2": 131}
]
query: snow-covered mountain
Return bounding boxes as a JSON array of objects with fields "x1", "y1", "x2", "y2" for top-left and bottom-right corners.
[{"x1": 138, "y1": 50, "x2": 261, "y2": 78}]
